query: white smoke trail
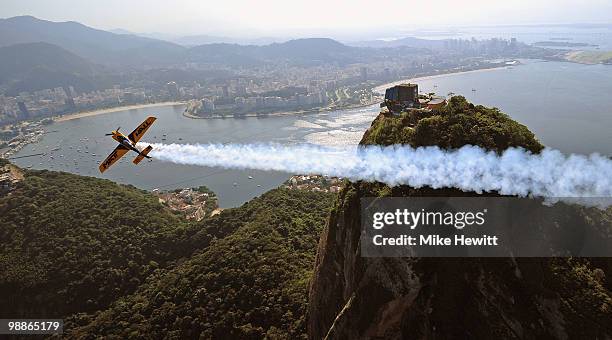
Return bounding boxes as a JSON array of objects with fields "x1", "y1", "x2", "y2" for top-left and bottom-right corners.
[{"x1": 147, "y1": 142, "x2": 612, "y2": 206}]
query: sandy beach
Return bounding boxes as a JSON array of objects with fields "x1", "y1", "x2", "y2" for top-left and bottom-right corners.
[
  {"x1": 53, "y1": 101, "x2": 186, "y2": 122},
  {"x1": 182, "y1": 106, "x2": 328, "y2": 120},
  {"x1": 182, "y1": 99, "x2": 380, "y2": 120},
  {"x1": 186, "y1": 106, "x2": 338, "y2": 120},
  {"x1": 373, "y1": 65, "x2": 512, "y2": 94}
]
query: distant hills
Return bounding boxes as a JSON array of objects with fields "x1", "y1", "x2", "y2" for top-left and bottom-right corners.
[
  {"x1": 0, "y1": 16, "x2": 383, "y2": 94},
  {"x1": 0, "y1": 16, "x2": 186, "y2": 68},
  {"x1": 0, "y1": 16, "x2": 373, "y2": 71},
  {"x1": 0, "y1": 15, "x2": 537, "y2": 95},
  {"x1": 171, "y1": 34, "x2": 283, "y2": 47},
  {"x1": 188, "y1": 38, "x2": 362, "y2": 66},
  {"x1": 0, "y1": 42, "x2": 103, "y2": 95},
  {"x1": 0, "y1": 15, "x2": 480, "y2": 73},
  {"x1": 348, "y1": 36, "x2": 448, "y2": 49},
  {"x1": 0, "y1": 42, "x2": 97, "y2": 80}
]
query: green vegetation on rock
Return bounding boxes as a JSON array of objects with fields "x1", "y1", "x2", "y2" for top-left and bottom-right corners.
[
  {"x1": 0, "y1": 170, "x2": 186, "y2": 317},
  {"x1": 362, "y1": 96, "x2": 544, "y2": 153},
  {"x1": 66, "y1": 188, "x2": 334, "y2": 339},
  {"x1": 0, "y1": 166, "x2": 334, "y2": 338},
  {"x1": 308, "y1": 95, "x2": 612, "y2": 339}
]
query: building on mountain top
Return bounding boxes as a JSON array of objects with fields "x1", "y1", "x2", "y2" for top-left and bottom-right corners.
[{"x1": 382, "y1": 83, "x2": 447, "y2": 113}]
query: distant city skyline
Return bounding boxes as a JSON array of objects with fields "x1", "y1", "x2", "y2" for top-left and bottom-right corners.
[{"x1": 2, "y1": 0, "x2": 612, "y2": 38}]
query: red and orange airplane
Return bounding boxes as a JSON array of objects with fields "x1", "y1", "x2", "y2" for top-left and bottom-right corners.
[{"x1": 99, "y1": 116, "x2": 156, "y2": 173}]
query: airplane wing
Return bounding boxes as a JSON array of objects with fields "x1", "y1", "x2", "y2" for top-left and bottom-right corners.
[
  {"x1": 128, "y1": 116, "x2": 156, "y2": 143},
  {"x1": 99, "y1": 145, "x2": 129, "y2": 173}
]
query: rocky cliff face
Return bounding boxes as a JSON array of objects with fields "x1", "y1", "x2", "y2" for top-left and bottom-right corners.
[{"x1": 308, "y1": 96, "x2": 612, "y2": 339}]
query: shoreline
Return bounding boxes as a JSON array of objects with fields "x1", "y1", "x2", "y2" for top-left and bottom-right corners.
[
  {"x1": 373, "y1": 65, "x2": 512, "y2": 94},
  {"x1": 564, "y1": 50, "x2": 612, "y2": 65},
  {"x1": 182, "y1": 100, "x2": 380, "y2": 120},
  {"x1": 53, "y1": 101, "x2": 187, "y2": 122}
]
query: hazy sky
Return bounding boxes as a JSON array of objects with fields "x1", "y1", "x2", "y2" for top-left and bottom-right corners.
[{"x1": 2, "y1": 0, "x2": 612, "y2": 37}]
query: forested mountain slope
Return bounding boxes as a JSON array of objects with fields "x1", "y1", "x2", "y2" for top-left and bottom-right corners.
[
  {"x1": 0, "y1": 166, "x2": 335, "y2": 338},
  {"x1": 66, "y1": 188, "x2": 334, "y2": 339},
  {"x1": 0, "y1": 170, "x2": 187, "y2": 317}
]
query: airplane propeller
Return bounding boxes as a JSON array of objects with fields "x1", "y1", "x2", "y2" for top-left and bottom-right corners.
[{"x1": 105, "y1": 127, "x2": 120, "y2": 136}]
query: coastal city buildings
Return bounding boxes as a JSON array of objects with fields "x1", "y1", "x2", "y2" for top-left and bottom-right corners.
[
  {"x1": 0, "y1": 162, "x2": 24, "y2": 194},
  {"x1": 0, "y1": 36, "x2": 534, "y2": 125},
  {"x1": 153, "y1": 186, "x2": 219, "y2": 221},
  {"x1": 284, "y1": 175, "x2": 343, "y2": 193}
]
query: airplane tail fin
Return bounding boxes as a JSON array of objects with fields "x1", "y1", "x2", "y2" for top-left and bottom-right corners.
[{"x1": 133, "y1": 145, "x2": 153, "y2": 164}]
